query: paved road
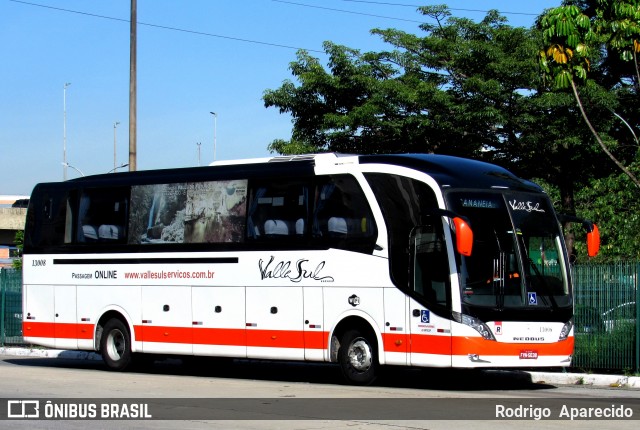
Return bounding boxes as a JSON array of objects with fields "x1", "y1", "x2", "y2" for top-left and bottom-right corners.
[{"x1": 0, "y1": 354, "x2": 638, "y2": 429}]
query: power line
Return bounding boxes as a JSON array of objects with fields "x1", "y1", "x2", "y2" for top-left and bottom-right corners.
[
  {"x1": 337, "y1": 0, "x2": 541, "y2": 16},
  {"x1": 9, "y1": 0, "x2": 543, "y2": 56},
  {"x1": 271, "y1": 0, "x2": 544, "y2": 29},
  {"x1": 272, "y1": 0, "x2": 425, "y2": 23},
  {"x1": 8, "y1": 0, "x2": 324, "y2": 53}
]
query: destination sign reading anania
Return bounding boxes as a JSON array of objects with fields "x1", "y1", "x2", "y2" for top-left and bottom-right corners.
[{"x1": 460, "y1": 198, "x2": 499, "y2": 209}]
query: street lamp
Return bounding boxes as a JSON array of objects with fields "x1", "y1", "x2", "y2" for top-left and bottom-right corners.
[
  {"x1": 108, "y1": 163, "x2": 129, "y2": 173},
  {"x1": 210, "y1": 111, "x2": 217, "y2": 162},
  {"x1": 197, "y1": 142, "x2": 201, "y2": 166},
  {"x1": 113, "y1": 121, "x2": 120, "y2": 170},
  {"x1": 61, "y1": 162, "x2": 85, "y2": 178},
  {"x1": 63, "y1": 82, "x2": 71, "y2": 180}
]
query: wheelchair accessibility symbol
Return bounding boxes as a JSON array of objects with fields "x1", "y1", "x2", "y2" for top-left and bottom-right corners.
[
  {"x1": 421, "y1": 310, "x2": 430, "y2": 323},
  {"x1": 528, "y1": 292, "x2": 538, "y2": 305}
]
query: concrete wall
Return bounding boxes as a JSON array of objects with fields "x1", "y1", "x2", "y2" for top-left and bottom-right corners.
[
  {"x1": 0, "y1": 208, "x2": 26, "y2": 230},
  {"x1": 0, "y1": 208, "x2": 26, "y2": 246}
]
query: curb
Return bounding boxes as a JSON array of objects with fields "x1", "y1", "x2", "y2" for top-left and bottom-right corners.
[
  {"x1": 526, "y1": 371, "x2": 640, "y2": 389},
  {"x1": 1, "y1": 346, "x2": 638, "y2": 388},
  {"x1": 0, "y1": 346, "x2": 102, "y2": 361}
]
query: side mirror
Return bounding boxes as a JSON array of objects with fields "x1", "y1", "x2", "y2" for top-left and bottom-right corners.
[
  {"x1": 587, "y1": 223, "x2": 600, "y2": 258},
  {"x1": 558, "y1": 214, "x2": 600, "y2": 258},
  {"x1": 453, "y1": 217, "x2": 473, "y2": 257}
]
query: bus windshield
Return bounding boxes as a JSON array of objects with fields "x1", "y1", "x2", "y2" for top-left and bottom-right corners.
[{"x1": 446, "y1": 191, "x2": 570, "y2": 310}]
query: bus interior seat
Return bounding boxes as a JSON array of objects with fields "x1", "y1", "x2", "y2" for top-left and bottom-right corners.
[
  {"x1": 264, "y1": 219, "x2": 289, "y2": 236},
  {"x1": 82, "y1": 225, "x2": 98, "y2": 241},
  {"x1": 295, "y1": 218, "x2": 304, "y2": 235},
  {"x1": 328, "y1": 217, "x2": 347, "y2": 237},
  {"x1": 98, "y1": 224, "x2": 123, "y2": 240}
]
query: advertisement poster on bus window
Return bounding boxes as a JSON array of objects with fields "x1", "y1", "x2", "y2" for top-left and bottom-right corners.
[{"x1": 128, "y1": 180, "x2": 247, "y2": 244}]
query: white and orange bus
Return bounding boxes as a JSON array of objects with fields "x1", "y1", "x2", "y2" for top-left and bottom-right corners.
[{"x1": 22, "y1": 153, "x2": 599, "y2": 384}]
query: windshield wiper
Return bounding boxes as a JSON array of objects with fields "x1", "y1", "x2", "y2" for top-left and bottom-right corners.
[
  {"x1": 524, "y1": 256, "x2": 558, "y2": 310},
  {"x1": 515, "y1": 233, "x2": 558, "y2": 310}
]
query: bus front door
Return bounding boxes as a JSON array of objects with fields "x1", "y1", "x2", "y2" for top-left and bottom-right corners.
[{"x1": 409, "y1": 225, "x2": 452, "y2": 367}]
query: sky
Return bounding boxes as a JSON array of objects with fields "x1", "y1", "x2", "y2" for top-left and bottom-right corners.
[{"x1": 1, "y1": 0, "x2": 561, "y2": 195}]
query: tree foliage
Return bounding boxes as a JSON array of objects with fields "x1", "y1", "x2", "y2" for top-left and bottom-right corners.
[
  {"x1": 539, "y1": 1, "x2": 640, "y2": 188},
  {"x1": 12, "y1": 230, "x2": 23, "y2": 270},
  {"x1": 574, "y1": 166, "x2": 640, "y2": 260},
  {"x1": 264, "y1": 6, "x2": 543, "y2": 158}
]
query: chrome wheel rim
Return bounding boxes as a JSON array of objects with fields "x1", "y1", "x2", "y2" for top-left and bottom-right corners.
[
  {"x1": 347, "y1": 338, "x2": 372, "y2": 372},
  {"x1": 106, "y1": 329, "x2": 125, "y2": 361}
]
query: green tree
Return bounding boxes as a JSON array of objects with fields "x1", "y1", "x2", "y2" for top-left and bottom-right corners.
[
  {"x1": 574, "y1": 165, "x2": 640, "y2": 260},
  {"x1": 264, "y1": 6, "x2": 545, "y2": 158},
  {"x1": 538, "y1": 1, "x2": 640, "y2": 188},
  {"x1": 12, "y1": 230, "x2": 23, "y2": 270}
]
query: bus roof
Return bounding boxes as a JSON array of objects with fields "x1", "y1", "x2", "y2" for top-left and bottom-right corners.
[
  {"x1": 359, "y1": 153, "x2": 542, "y2": 192},
  {"x1": 35, "y1": 153, "x2": 540, "y2": 192}
]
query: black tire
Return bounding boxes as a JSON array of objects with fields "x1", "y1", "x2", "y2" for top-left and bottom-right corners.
[
  {"x1": 338, "y1": 329, "x2": 378, "y2": 385},
  {"x1": 100, "y1": 318, "x2": 133, "y2": 371}
]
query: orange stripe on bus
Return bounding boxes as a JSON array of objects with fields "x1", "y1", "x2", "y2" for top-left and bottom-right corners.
[
  {"x1": 451, "y1": 336, "x2": 574, "y2": 356},
  {"x1": 23, "y1": 322, "x2": 575, "y2": 357},
  {"x1": 245, "y1": 329, "x2": 304, "y2": 349},
  {"x1": 23, "y1": 322, "x2": 54, "y2": 338},
  {"x1": 408, "y1": 333, "x2": 452, "y2": 354},
  {"x1": 193, "y1": 328, "x2": 246, "y2": 345},
  {"x1": 382, "y1": 333, "x2": 409, "y2": 353},
  {"x1": 133, "y1": 325, "x2": 328, "y2": 349},
  {"x1": 134, "y1": 326, "x2": 192, "y2": 343},
  {"x1": 22, "y1": 322, "x2": 93, "y2": 340},
  {"x1": 303, "y1": 331, "x2": 327, "y2": 350},
  {"x1": 406, "y1": 333, "x2": 573, "y2": 356}
]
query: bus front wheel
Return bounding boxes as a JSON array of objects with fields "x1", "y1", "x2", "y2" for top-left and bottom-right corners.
[
  {"x1": 338, "y1": 329, "x2": 378, "y2": 385},
  {"x1": 100, "y1": 319, "x2": 132, "y2": 371}
]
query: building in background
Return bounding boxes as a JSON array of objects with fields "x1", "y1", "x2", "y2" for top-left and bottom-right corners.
[{"x1": 0, "y1": 195, "x2": 28, "y2": 267}]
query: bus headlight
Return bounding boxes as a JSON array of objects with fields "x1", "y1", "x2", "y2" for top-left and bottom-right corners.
[
  {"x1": 558, "y1": 318, "x2": 573, "y2": 341},
  {"x1": 452, "y1": 312, "x2": 496, "y2": 341}
]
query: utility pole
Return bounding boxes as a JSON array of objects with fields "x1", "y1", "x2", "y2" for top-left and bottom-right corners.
[
  {"x1": 210, "y1": 111, "x2": 217, "y2": 162},
  {"x1": 129, "y1": 0, "x2": 137, "y2": 171},
  {"x1": 113, "y1": 121, "x2": 120, "y2": 170},
  {"x1": 63, "y1": 82, "x2": 71, "y2": 180}
]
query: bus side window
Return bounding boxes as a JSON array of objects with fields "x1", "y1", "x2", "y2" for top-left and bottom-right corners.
[
  {"x1": 313, "y1": 175, "x2": 375, "y2": 239},
  {"x1": 64, "y1": 197, "x2": 74, "y2": 244},
  {"x1": 364, "y1": 173, "x2": 443, "y2": 295},
  {"x1": 246, "y1": 181, "x2": 308, "y2": 239},
  {"x1": 39, "y1": 193, "x2": 69, "y2": 247},
  {"x1": 77, "y1": 188, "x2": 129, "y2": 243}
]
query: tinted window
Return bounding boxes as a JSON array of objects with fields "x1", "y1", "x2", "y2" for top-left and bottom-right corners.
[
  {"x1": 365, "y1": 173, "x2": 439, "y2": 288},
  {"x1": 312, "y1": 175, "x2": 377, "y2": 243},
  {"x1": 247, "y1": 179, "x2": 308, "y2": 239},
  {"x1": 24, "y1": 188, "x2": 69, "y2": 249},
  {"x1": 77, "y1": 187, "x2": 129, "y2": 244}
]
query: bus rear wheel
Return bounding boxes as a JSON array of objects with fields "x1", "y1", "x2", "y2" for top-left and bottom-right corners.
[
  {"x1": 100, "y1": 318, "x2": 132, "y2": 371},
  {"x1": 338, "y1": 329, "x2": 378, "y2": 385}
]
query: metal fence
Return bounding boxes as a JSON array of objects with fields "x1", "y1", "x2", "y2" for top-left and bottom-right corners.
[
  {"x1": 1, "y1": 264, "x2": 639, "y2": 372},
  {"x1": 0, "y1": 268, "x2": 23, "y2": 345},
  {"x1": 572, "y1": 262, "x2": 640, "y2": 373}
]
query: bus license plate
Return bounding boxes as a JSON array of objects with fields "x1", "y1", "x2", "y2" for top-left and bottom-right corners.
[{"x1": 519, "y1": 350, "x2": 538, "y2": 359}]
